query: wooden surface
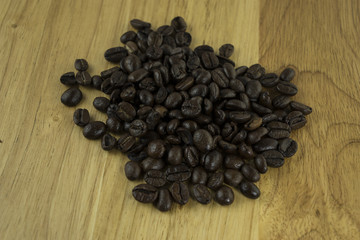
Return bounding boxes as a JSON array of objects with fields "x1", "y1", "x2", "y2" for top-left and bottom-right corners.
[{"x1": 0, "y1": 0, "x2": 359, "y2": 239}]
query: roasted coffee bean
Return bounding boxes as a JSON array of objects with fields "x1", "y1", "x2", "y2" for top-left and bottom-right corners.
[
  {"x1": 101, "y1": 66, "x2": 120, "y2": 79},
  {"x1": 104, "y1": 47, "x2": 128, "y2": 63},
  {"x1": 60, "y1": 72, "x2": 76, "y2": 86},
  {"x1": 241, "y1": 164, "x2": 260, "y2": 182},
  {"x1": 221, "y1": 122, "x2": 238, "y2": 141},
  {"x1": 229, "y1": 79, "x2": 245, "y2": 93},
  {"x1": 244, "y1": 117, "x2": 263, "y2": 131},
  {"x1": 262, "y1": 150, "x2": 285, "y2": 168},
  {"x1": 229, "y1": 111, "x2": 252, "y2": 123},
  {"x1": 129, "y1": 119, "x2": 148, "y2": 137},
  {"x1": 164, "y1": 92, "x2": 183, "y2": 109},
  {"x1": 290, "y1": 101, "x2": 312, "y2": 115},
  {"x1": 130, "y1": 19, "x2": 151, "y2": 30},
  {"x1": 217, "y1": 55, "x2": 235, "y2": 67},
  {"x1": 147, "y1": 139, "x2": 166, "y2": 158},
  {"x1": 235, "y1": 66, "x2": 248, "y2": 76},
  {"x1": 155, "y1": 87, "x2": 168, "y2": 104},
  {"x1": 166, "y1": 119, "x2": 179, "y2": 135},
  {"x1": 144, "y1": 170, "x2": 166, "y2": 187},
  {"x1": 120, "y1": 86, "x2": 136, "y2": 102},
  {"x1": 254, "y1": 155, "x2": 268, "y2": 173},
  {"x1": 138, "y1": 90, "x2": 154, "y2": 106},
  {"x1": 253, "y1": 138, "x2": 279, "y2": 152},
  {"x1": 238, "y1": 142, "x2": 255, "y2": 159},
  {"x1": 125, "y1": 161, "x2": 142, "y2": 180},
  {"x1": 238, "y1": 181, "x2": 260, "y2": 199},
  {"x1": 117, "y1": 102, "x2": 136, "y2": 122},
  {"x1": 225, "y1": 100, "x2": 247, "y2": 111},
  {"x1": 176, "y1": 127, "x2": 193, "y2": 145},
  {"x1": 194, "y1": 45, "x2": 214, "y2": 56},
  {"x1": 201, "y1": 52, "x2": 219, "y2": 69},
  {"x1": 276, "y1": 81, "x2": 298, "y2": 96},
  {"x1": 171, "y1": 62, "x2": 187, "y2": 80},
  {"x1": 191, "y1": 167, "x2": 208, "y2": 184},
  {"x1": 285, "y1": 111, "x2": 307, "y2": 130},
  {"x1": 251, "y1": 102, "x2": 272, "y2": 116},
  {"x1": 278, "y1": 138, "x2": 298, "y2": 157},
  {"x1": 154, "y1": 189, "x2": 172, "y2": 212},
  {"x1": 100, "y1": 78, "x2": 114, "y2": 94},
  {"x1": 141, "y1": 157, "x2": 165, "y2": 172},
  {"x1": 246, "y1": 64, "x2": 265, "y2": 79},
  {"x1": 203, "y1": 98, "x2": 213, "y2": 115},
  {"x1": 146, "y1": 46, "x2": 163, "y2": 60},
  {"x1": 73, "y1": 108, "x2": 90, "y2": 127},
  {"x1": 246, "y1": 80, "x2": 262, "y2": 100},
  {"x1": 272, "y1": 95, "x2": 291, "y2": 109},
  {"x1": 175, "y1": 76, "x2": 194, "y2": 91},
  {"x1": 189, "y1": 84, "x2": 208, "y2": 98},
  {"x1": 260, "y1": 73, "x2": 279, "y2": 87},
  {"x1": 215, "y1": 185, "x2": 234, "y2": 205},
  {"x1": 267, "y1": 121, "x2": 291, "y2": 139},
  {"x1": 239, "y1": 92, "x2": 251, "y2": 110},
  {"x1": 211, "y1": 68, "x2": 229, "y2": 88},
  {"x1": 61, "y1": 87, "x2": 82, "y2": 106},
  {"x1": 219, "y1": 44, "x2": 234, "y2": 58},
  {"x1": 93, "y1": 97, "x2": 110, "y2": 112},
  {"x1": 132, "y1": 184, "x2": 158, "y2": 203},
  {"x1": 167, "y1": 145, "x2": 183, "y2": 165},
  {"x1": 224, "y1": 169, "x2": 243, "y2": 187},
  {"x1": 83, "y1": 121, "x2": 106, "y2": 139},
  {"x1": 280, "y1": 68, "x2": 295, "y2": 82},
  {"x1": 246, "y1": 127, "x2": 269, "y2": 145},
  {"x1": 207, "y1": 123, "x2": 220, "y2": 136},
  {"x1": 194, "y1": 68, "x2": 212, "y2": 84},
  {"x1": 182, "y1": 120, "x2": 198, "y2": 132},
  {"x1": 165, "y1": 164, "x2": 191, "y2": 182},
  {"x1": 181, "y1": 97, "x2": 202, "y2": 117},
  {"x1": 184, "y1": 146, "x2": 199, "y2": 167},
  {"x1": 258, "y1": 91, "x2": 273, "y2": 109},
  {"x1": 191, "y1": 184, "x2": 211, "y2": 204},
  {"x1": 207, "y1": 172, "x2": 224, "y2": 190},
  {"x1": 193, "y1": 129, "x2": 213, "y2": 153},
  {"x1": 91, "y1": 75, "x2": 103, "y2": 90},
  {"x1": 74, "y1": 59, "x2": 88, "y2": 71},
  {"x1": 262, "y1": 113, "x2": 278, "y2": 123},
  {"x1": 220, "y1": 89, "x2": 236, "y2": 99},
  {"x1": 120, "y1": 30, "x2": 137, "y2": 44},
  {"x1": 218, "y1": 140, "x2": 237, "y2": 154},
  {"x1": 187, "y1": 55, "x2": 200, "y2": 70},
  {"x1": 168, "y1": 109, "x2": 184, "y2": 120},
  {"x1": 125, "y1": 41, "x2": 139, "y2": 54},
  {"x1": 122, "y1": 54, "x2": 141, "y2": 73},
  {"x1": 171, "y1": 16, "x2": 187, "y2": 32},
  {"x1": 169, "y1": 182, "x2": 189, "y2": 205},
  {"x1": 224, "y1": 154, "x2": 244, "y2": 170},
  {"x1": 127, "y1": 151, "x2": 147, "y2": 162},
  {"x1": 157, "y1": 25, "x2": 174, "y2": 36},
  {"x1": 203, "y1": 150, "x2": 223, "y2": 171},
  {"x1": 175, "y1": 32, "x2": 192, "y2": 46},
  {"x1": 232, "y1": 129, "x2": 247, "y2": 144},
  {"x1": 106, "y1": 117, "x2": 122, "y2": 133},
  {"x1": 101, "y1": 133, "x2": 116, "y2": 151},
  {"x1": 147, "y1": 31, "x2": 163, "y2": 47},
  {"x1": 117, "y1": 133, "x2": 136, "y2": 153}
]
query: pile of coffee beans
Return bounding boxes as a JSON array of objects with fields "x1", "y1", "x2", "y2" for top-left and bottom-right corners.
[{"x1": 60, "y1": 17, "x2": 312, "y2": 211}]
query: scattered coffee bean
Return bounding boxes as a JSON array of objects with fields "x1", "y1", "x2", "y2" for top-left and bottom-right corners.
[
  {"x1": 74, "y1": 59, "x2": 88, "y2": 71},
  {"x1": 132, "y1": 184, "x2": 158, "y2": 203},
  {"x1": 191, "y1": 184, "x2": 212, "y2": 204},
  {"x1": 215, "y1": 185, "x2": 234, "y2": 205},
  {"x1": 125, "y1": 161, "x2": 142, "y2": 180},
  {"x1": 101, "y1": 133, "x2": 116, "y2": 151},
  {"x1": 83, "y1": 121, "x2": 106, "y2": 139},
  {"x1": 61, "y1": 87, "x2": 82, "y2": 106},
  {"x1": 169, "y1": 182, "x2": 189, "y2": 205},
  {"x1": 60, "y1": 72, "x2": 77, "y2": 86},
  {"x1": 73, "y1": 108, "x2": 90, "y2": 127},
  {"x1": 154, "y1": 189, "x2": 172, "y2": 212},
  {"x1": 238, "y1": 181, "x2": 260, "y2": 199}
]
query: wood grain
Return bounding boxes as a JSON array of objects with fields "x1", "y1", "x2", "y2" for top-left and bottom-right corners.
[{"x1": 0, "y1": 0, "x2": 359, "y2": 239}]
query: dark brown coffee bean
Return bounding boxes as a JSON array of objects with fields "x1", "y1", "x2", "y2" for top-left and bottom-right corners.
[
  {"x1": 147, "y1": 31, "x2": 163, "y2": 47},
  {"x1": 117, "y1": 102, "x2": 136, "y2": 122},
  {"x1": 154, "y1": 189, "x2": 172, "y2": 212},
  {"x1": 262, "y1": 113, "x2": 278, "y2": 123},
  {"x1": 211, "y1": 68, "x2": 229, "y2": 88},
  {"x1": 157, "y1": 25, "x2": 174, "y2": 36},
  {"x1": 130, "y1": 19, "x2": 151, "y2": 30},
  {"x1": 241, "y1": 164, "x2": 260, "y2": 182},
  {"x1": 217, "y1": 55, "x2": 235, "y2": 67},
  {"x1": 262, "y1": 150, "x2": 285, "y2": 168},
  {"x1": 254, "y1": 155, "x2": 268, "y2": 173},
  {"x1": 246, "y1": 64, "x2": 265, "y2": 79},
  {"x1": 253, "y1": 138, "x2": 279, "y2": 152},
  {"x1": 224, "y1": 169, "x2": 243, "y2": 187},
  {"x1": 232, "y1": 129, "x2": 247, "y2": 144},
  {"x1": 125, "y1": 161, "x2": 142, "y2": 180},
  {"x1": 106, "y1": 117, "x2": 122, "y2": 133},
  {"x1": 83, "y1": 121, "x2": 106, "y2": 140},
  {"x1": 169, "y1": 182, "x2": 189, "y2": 205},
  {"x1": 144, "y1": 170, "x2": 166, "y2": 187},
  {"x1": 203, "y1": 150, "x2": 223, "y2": 171},
  {"x1": 194, "y1": 44, "x2": 214, "y2": 56},
  {"x1": 238, "y1": 142, "x2": 255, "y2": 159},
  {"x1": 194, "y1": 68, "x2": 212, "y2": 84},
  {"x1": 285, "y1": 111, "x2": 307, "y2": 130},
  {"x1": 104, "y1": 47, "x2": 128, "y2": 63},
  {"x1": 229, "y1": 111, "x2": 252, "y2": 123},
  {"x1": 246, "y1": 80, "x2": 262, "y2": 100},
  {"x1": 122, "y1": 54, "x2": 141, "y2": 73},
  {"x1": 91, "y1": 75, "x2": 103, "y2": 90},
  {"x1": 120, "y1": 86, "x2": 136, "y2": 102},
  {"x1": 244, "y1": 117, "x2": 263, "y2": 131},
  {"x1": 276, "y1": 81, "x2": 298, "y2": 96},
  {"x1": 258, "y1": 91, "x2": 273, "y2": 109},
  {"x1": 278, "y1": 138, "x2": 298, "y2": 157},
  {"x1": 191, "y1": 167, "x2": 208, "y2": 184},
  {"x1": 171, "y1": 16, "x2": 187, "y2": 32},
  {"x1": 132, "y1": 184, "x2": 158, "y2": 203},
  {"x1": 147, "y1": 139, "x2": 166, "y2": 158},
  {"x1": 191, "y1": 184, "x2": 211, "y2": 204},
  {"x1": 168, "y1": 109, "x2": 184, "y2": 120},
  {"x1": 235, "y1": 66, "x2": 248, "y2": 77},
  {"x1": 93, "y1": 97, "x2": 110, "y2": 112},
  {"x1": 201, "y1": 52, "x2": 219, "y2": 69},
  {"x1": 184, "y1": 146, "x2": 199, "y2": 167},
  {"x1": 251, "y1": 102, "x2": 272, "y2": 116},
  {"x1": 60, "y1": 72, "x2": 76, "y2": 86},
  {"x1": 246, "y1": 127, "x2": 269, "y2": 145},
  {"x1": 166, "y1": 164, "x2": 191, "y2": 182},
  {"x1": 215, "y1": 186, "x2": 234, "y2": 205},
  {"x1": 239, "y1": 92, "x2": 251, "y2": 110},
  {"x1": 189, "y1": 84, "x2": 208, "y2": 98},
  {"x1": 290, "y1": 101, "x2": 312, "y2": 115},
  {"x1": 238, "y1": 181, "x2": 260, "y2": 199},
  {"x1": 272, "y1": 95, "x2": 291, "y2": 109},
  {"x1": 229, "y1": 79, "x2": 245, "y2": 93},
  {"x1": 138, "y1": 90, "x2": 154, "y2": 106},
  {"x1": 182, "y1": 120, "x2": 199, "y2": 132},
  {"x1": 117, "y1": 133, "x2": 136, "y2": 153},
  {"x1": 176, "y1": 127, "x2": 193, "y2": 145},
  {"x1": 140, "y1": 157, "x2": 165, "y2": 172},
  {"x1": 224, "y1": 154, "x2": 244, "y2": 170},
  {"x1": 223, "y1": 63, "x2": 236, "y2": 80},
  {"x1": 74, "y1": 59, "x2": 88, "y2": 71},
  {"x1": 181, "y1": 97, "x2": 202, "y2": 117},
  {"x1": 175, "y1": 32, "x2": 192, "y2": 46},
  {"x1": 101, "y1": 66, "x2": 120, "y2": 79},
  {"x1": 127, "y1": 151, "x2": 147, "y2": 162},
  {"x1": 280, "y1": 68, "x2": 295, "y2": 82},
  {"x1": 207, "y1": 123, "x2": 220, "y2": 136},
  {"x1": 187, "y1": 55, "x2": 200, "y2": 70},
  {"x1": 221, "y1": 122, "x2": 238, "y2": 141},
  {"x1": 164, "y1": 92, "x2": 183, "y2": 109},
  {"x1": 167, "y1": 145, "x2": 183, "y2": 165},
  {"x1": 220, "y1": 89, "x2": 236, "y2": 99},
  {"x1": 128, "y1": 68, "x2": 149, "y2": 83},
  {"x1": 100, "y1": 78, "x2": 114, "y2": 94},
  {"x1": 219, "y1": 44, "x2": 234, "y2": 58},
  {"x1": 61, "y1": 87, "x2": 82, "y2": 106},
  {"x1": 146, "y1": 46, "x2": 163, "y2": 60},
  {"x1": 260, "y1": 73, "x2": 279, "y2": 87},
  {"x1": 101, "y1": 133, "x2": 116, "y2": 151},
  {"x1": 218, "y1": 140, "x2": 237, "y2": 154},
  {"x1": 129, "y1": 119, "x2": 148, "y2": 137},
  {"x1": 120, "y1": 30, "x2": 137, "y2": 43},
  {"x1": 267, "y1": 121, "x2": 291, "y2": 139},
  {"x1": 207, "y1": 172, "x2": 224, "y2": 190},
  {"x1": 225, "y1": 100, "x2": 247, "y2": 110},
  {"x1": 175, "y1": 76, "x2": 194, "y2": 91},
  {"x1": 193, "y1": 129, "x2": 213, "y2": 153},
  {"x1": 155, "y1": 87, "x2": 168, "y2": 104},
  {"x1": 73, "y1": 108, "x2": 90, "y2": 127}
]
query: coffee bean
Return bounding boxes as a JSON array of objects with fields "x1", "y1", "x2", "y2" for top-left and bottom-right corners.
[
  {"x1": 232, "y1": 129, "x2": 247, "y2": 144},
  {"x1": 132, "y1": 184, "x2": 158, "y2": 203},
  {"x1": 171, "y1": 16, "x2": 187, "y2": 32},
  {"x1": 93, "y1": 97, "x2": 110, "y2": 112},
  {"x1": 127, "y1": 151, "x2": 147, "y2": 162},
  {"x1": 167, "y1": 145, "x2": 183, "y2": 165},
  {"x1": 73, "y1": 108, "x2": 90, "y2": 127},
  {"x1": 247, "y1": 64, "x2": 265, "y2": 79},
  {"x1": 244, "y1": 117, "x2": 263, "y2": 131},
  {"x1": 74, "y1": 59, "x2": 88, "y2": 71},
  {"x1": 224, "y1": 154, "x2": 244, "y2": 170},
  {"x1": 60, "y1": 72, "x2": 76, "y2": 86},
  {"x1": 120, "y1": 31, "x2": 137, "y2": 44},
  {"x1": 106, "y1": 117, "x2": 122, "y2": 133},
  {"x1": 175, "y1": 76, "x2": 194, "y2": 91},
  {"x1": 125, "y1": 161, "x2": 142, "y2": 180},
  {"x1": 193, "y1": 129, "x2": 213, "y2": 153},
  {"x1": 238, "y1": 142, "x2": 255, "y2": 159},
  {"x1": 280, "y1": 68, "x2": 295, "y2": 82},
  {"x1": 241, "y1": 164, "x2": 260, "y2": 182},
  {"x1": 267, "y1": 121, "x2": 291, "y2": 139},
  {"x1": 104, "y1": 47, "x2": 128, "y2": 63},
  {"x1": 169, "y1": 182, "x2": 189, "y2": 205},
  {"x1": 154, "y1": 189, "x2": 172, "y2": 212},
  {"x1": 224, "y1": 169, "x2": 243, "y2": 186},
  {"x1": 117, "y1": 133, "x2": 136, "y2": 153},
  {"x1": 262, "y1": 113, "x2": 278, "y2": 123},
  {"x1": 157, "y1": 25, "x2": 174, "y2": 36},
  {"x1": 229, "y1": 111, "x2": 252, "y2": 123},
  {"x1": 238, "y1": 181, "x2": 260, "y2": 199},
  {"x1": 61, "y1": 87, "x2": 82, "y2": 106},
  {"x1": 191, "y1": 167, "x2": 208, "y2": 184},
  {"x1": 211, "y1": 68, "x2": 229, "y2": 88},
  {"x1": 253, "y1": 138, "x2": 279, "y2": 152},
  {"x1": 290, "y1": 101, "x2": 312, "y2": 115},
  {"x1": 219, "y1": 44, "x2": 234, "y2": 58},
  {"x1": 122, "y1": 54, "x2": 141, "y2": 73},
  {"x1": 215, "y1": 185, "x2": 234, "y2": 205},
  {"x1": 187, "y1": 55, "x2": 200, "y2": 70},
  {"x1": 203, "y1": 150, "x2": 223, "y2": 171},
  {"x1": 285, "y1": 111, "x2": 307, "y2": 130},
  {"x1": 246, "y1": 127, "x2": 269, "y2": 145},
  {"x1": 235, "y1": 66, "x2": 248, "y2": 76},
  {"x1": 276, "y1": 81, "x2": 298, "y2": 96},
  {"x1": 129, "y1": 119, "x2": 148, "y2": 137},
  {"x1": 207, "y1": 172, "x2": 224, "y2": 190},
  {"x1": 91, "y1": 75, "x2": 103, "y2": 90},
  {"x1": 194, "y1": 68, "x2": 212, "y2": 84},
  {"x1": 260, "y1": 73, "x2": 279, "y2": 87},
  {"x1": 184, "y1": 146, "x2": 199, "y2": 167},
  {"x1": 164, "y1": 92, "x2": 183, "y2": 109},
  {"x1": 100, "y1": 78, "x2": 114, "y2": 94},
  {"x1": 146, "y1": 139, "x2": 166, "y2": 159},
  {"x1": 201, "y1": 52, "x2": 219, "y2": 69},
  {"x1": 258, "y1": 91, "x2": 273, "y2": 109},
  {"x1": 229, "y1": 79, "x2": 245, "y2": 93},
  {"x1": 130, "y1": 19, "x2": 151, "y2": 30},
  {"x1": 101, "y1": 133, "x2": 116, "y2": 151},
  {"x1": 182, "y1": 120, "x2": 198, "y2": 132},
  {"x1": 191, "y1": 184, "x2": 212, "y2": 204},
  {"x1": 189, "y1": 84, "x2": 209, "y2": 98},
  {"x1": 254, "y1": 155, "x2": 268, "y2": 173},
  {"x1": 165, "y1": 164, "x2": 191, "y2": 182},
  {"x1": 117, "y1": 102, "x2": 136, "y2": 122},
  {"x1": 181, "y1": 97, "x2": 202, "y2": 117},
  {"x1": 101, "y1": 66, "x2": 120, "y2": 79},
  {"x1": 272, "y1": 95, "x2": 291, "y2": 109},
  {"x1": 246, "y1": 80, "x2": 262, "y2": 100},
  {"x1": 175, "y1": 32, "x2": 192, "y2": 47},
  {"x1": 83, "y1": 121, "x2": 106, "y2": 139},
  {"x1": 262, "y1": 150, "x2": 285, "y2": 168},
  {"x1": 278, "y1": 138, "x2": 298, "y2": 157},
  {"x1": 141, "y1": 157, "x2": 165, "y2": 172},
  {"x1": 144, "y1": 170, "x2": 166, "y2": 187}
]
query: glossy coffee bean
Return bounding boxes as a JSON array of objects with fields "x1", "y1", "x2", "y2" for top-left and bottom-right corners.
[
  {"x1": 144, "y1": 170, "x2": 166, "y2": 187},
  {"x1": 106, "y1": 117, "x2": 122, "y2": 133},
  {"x1": 165, "y1": 164, "x2": 191, "y2": 182},
  {"x1": 132, "y1": 184, "x2": 158, "y2": 203},
  {"x1": 191, "y1": 184, "x2": 212, "y2": 204},
  {"x1": 280, "y1": 68, "x2": 295, "y2": 82},
  {"x1": 154, "y1": 189, "x2": 172, "y2": 212},
  {"x1": 169, "y1": 182, "x2": 189, "y2": 205},
  {"x1": 253, "y1": 138, "x2": 279, "y2": 152},
  {"x1": 191, "y1": 167, "x2": 208, "y2": 184},
  {"x1": 207, "y1": 172, "x2": 224, "y2": 190},
  {"x1": 130, "y1": 19, "x2": 151, "y2": 30},
  {"x1": 104, "y1": 47, "x2": 128, "y2": 63},
  {"x1": 219, "y1": 44, "x2": 234, "y2": 58},
  {"x1": 203, "y1": 150, "x2": 223, "y2": 172},
  {"x1": 125, "y1": 161, "x2": 142, "y2": 180},
  {"x1": 184, "y1": 146, "x2": 200, "y2": 167},
  {"x1": 167, "y1": 145, "x2": 183, "y2": 165},
  {"x1": 93, "y1": 97, "x2": 110, "y2": 112},
  {"x1": 73, "y1": 108, "x2": 90, "y2": 127},
  {"x1": 285, "y1": 111, "x2": 307, "y2": 130},
  {"x1": 238, "y1": 181, "x2": 260, "y2": 199},
  {"x1": 278, "y1": 138, "x2": 298, "y2": 157},
  {"x1": 101, "y1": 133, "x2": 116, "y2": 151},
  {"x1": 74, "y1": 59, "x2": 88, "y2": 71},
  {"x1": 61, "y1": 87, "x2": 82, "y2": 106},
  {"x1": 224, "y1": 169, "x2": 243, "y2": 187},
  {"x1": 117, "y1": 133, "x2": 136, "y2": 153},
  {"x1": 254, "y1": 155, "x2": 268, "y2": 173},
  {"x1": 224, "y1": 154, "x2": 244, "y2": 170},
  {"x1": 147, "y1": 140, "x2": 166, "y2": 158},
  {"x1": 83, "y1": 121, "x2": 106, "y2": 139},
  {"x1": 262, "y1": 150, "x2": 285, "y2": 168},
  {"x1": 140, "y1": 157, "x2": 165, "y2": 172},
  {"x1": 129, "y1": 119, "x2": 148, "y2": 137},
  {"x1": 193, "y1": 129, "x2": 213, "y2": 153},
  {"x1": 117, "y1": 102, "x2": 136, "y2": 122},
  {"x1": 241, "y1": 164, "x2": 260, "y2": 182},
  {"x1": 276, "y1": 81, "x2": 298, "y2": 96},
  {"x1": 60, "y1": 72, "x2": 76, "y2": 86},
  {"x1": 215, "y1": 185, "x2": 234, "y2": 205}
]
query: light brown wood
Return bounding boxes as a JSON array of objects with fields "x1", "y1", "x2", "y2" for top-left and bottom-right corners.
[{"x1": 0, "y1": 0, "x2": 359, "y2": 239}]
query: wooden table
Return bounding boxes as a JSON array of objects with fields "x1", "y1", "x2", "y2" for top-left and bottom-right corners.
[{"x1": 1, "y1": 0, "x2": 359, "y2": 239}]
